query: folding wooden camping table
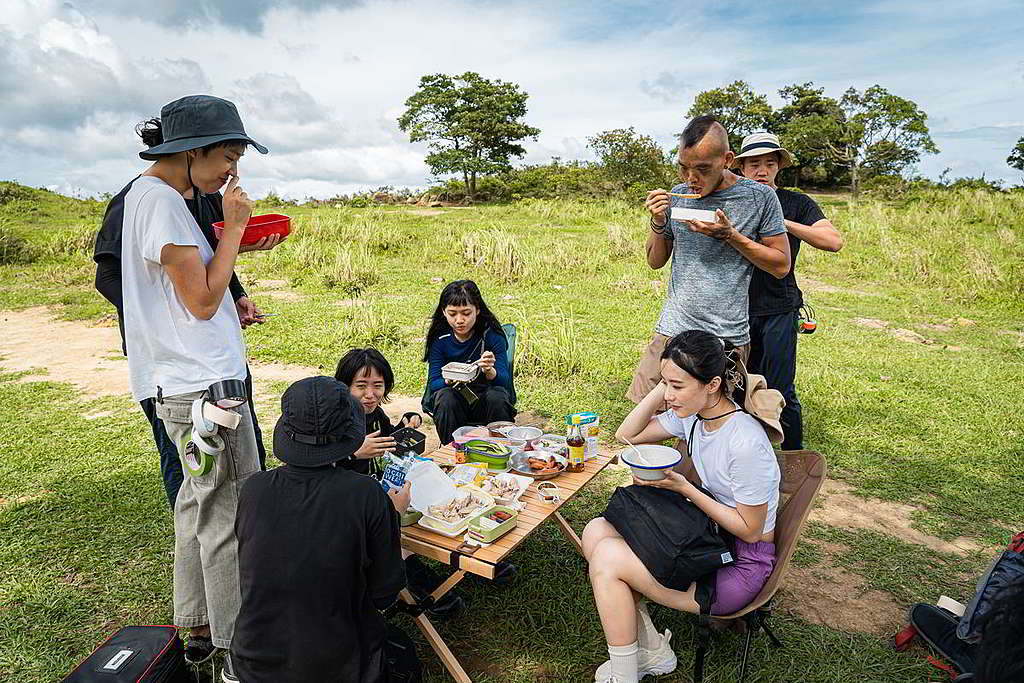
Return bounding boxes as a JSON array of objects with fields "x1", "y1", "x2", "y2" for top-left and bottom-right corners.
[{"x1": 400, "y1": 443, "x2": 614, "y2": 682}]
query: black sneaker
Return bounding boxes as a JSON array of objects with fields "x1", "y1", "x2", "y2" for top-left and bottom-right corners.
[
  {"x1": 183, "y1": 634, "x2": 216, "y2": 665},
  {"x1": 221, "y1": 652, "x2": 239, "y2": 682},
  {"x1": 492, "y1": 562, "x2": 517, "y2": 586},
  {"x1": 405, "y1": 556, "x2": 468, "y2": 620}
]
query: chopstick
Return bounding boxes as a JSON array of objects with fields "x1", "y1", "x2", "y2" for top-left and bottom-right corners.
[{"x1": 667, "y1": 192, "x2": 701, "y2": 199}]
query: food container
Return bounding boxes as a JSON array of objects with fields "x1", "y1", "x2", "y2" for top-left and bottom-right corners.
[
  {"x1": 620, "y1": 445, "x2": 682, "y2": 481},
  {"x1": 477, "y1": 472, "x2": 532, "y2": 505},
  {"x1": 670, "y1": 206, "x2": 717, "y2": 223},
  {"x1": 417, "y1": 486, "x2": 495, "y2": 537},
  {"x1": 505, "y1": 426, "x2": 543, "y2": 449},
  {"x1": 510, "y1": 449, "x2": 568, "y2": 480},
  {"x1": 463, "y1": 439, "x2": 513, "y2": 472},
  {"x1": 452, "y1": 425, "x2": 489, "y2": 446},
  {"x1": 534, "y1": 434, "x2": 568, "y2": 457},
  {"x1": 449, "y1": 462, "x2": 489, "y2": 486},
  {"x1": 212, "y1": 213, "x2": 291, "y2": 246},
  {"x1": 441, "y1": 362, "x2": 479, "y2": 383},
  {"x1": 486, "y1": 420, "x2": 516, "y2": 437},
  {"x1": 468, "y1": 506, "x2": 519, "y2": 543},
  {"x1": 391, "y1": 426, "x2": 426, "y2": 456},
  {"x1": 400, "y1": 509, "x2": 423, "y2": 527}
]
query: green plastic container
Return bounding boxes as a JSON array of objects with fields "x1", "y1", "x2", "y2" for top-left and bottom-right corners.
[
  {"x1": 464, "y1": 439, "x2": 513, "y2": 470},
  {"x1": 467, "y1": 505, "x2": 518, "y2": 543},
  {"x1": 400, "y1": 509, "x2": 423, "y2": 527}
]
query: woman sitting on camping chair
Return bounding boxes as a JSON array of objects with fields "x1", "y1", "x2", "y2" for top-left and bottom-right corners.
[
  {"x1": 583, "y1": 330, "x2": 783, "y2": 683},
  {"x1": 422, "y1": 280, "x2": 516, "y2": 444}
]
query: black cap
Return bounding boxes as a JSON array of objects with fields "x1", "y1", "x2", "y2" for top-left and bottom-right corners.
[
  {"x1": 140, "y1": 94, "x2": 269, "y2": 160},
  {"x1": 273, "y1": 377, "x2": 365, "y2": 467}
]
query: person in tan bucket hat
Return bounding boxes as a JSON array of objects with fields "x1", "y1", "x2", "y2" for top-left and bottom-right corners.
[{"x1": 733, "y1": 131, "x2": 843, "y2": 450}]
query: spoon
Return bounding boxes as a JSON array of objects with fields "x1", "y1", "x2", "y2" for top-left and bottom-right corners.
[{"x1": 620, "y1": 435, "x2": 651, "y2": 466}]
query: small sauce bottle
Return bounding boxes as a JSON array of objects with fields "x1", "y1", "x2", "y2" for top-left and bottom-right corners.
[{"x1": 567, "y1": 416, "x2": 586, "y2": 472}]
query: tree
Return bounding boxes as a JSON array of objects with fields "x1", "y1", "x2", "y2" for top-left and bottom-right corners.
[
  {"x1": 775, "y1": 82, "x2": 847, "y2": 186},
  {"x1": 398, "y1": 72, "x2": 540, "y2": 197},
  {"x1": 1008, "y1": 137, "x2": 1024, "y2": 171},
  {"x1": 587, "y1": 127, "x2": 671, "y2": 190},
  {"x1": 785, "y1": 85, "x2": 937, "y2": 195},
  {"x1": 685, "y1": 81, "x2": 774, "y2": 152}
]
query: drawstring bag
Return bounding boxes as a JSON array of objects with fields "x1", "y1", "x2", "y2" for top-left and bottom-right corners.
[{"x1": 603, "y1": 485, "x2": 734, "y2": 605}]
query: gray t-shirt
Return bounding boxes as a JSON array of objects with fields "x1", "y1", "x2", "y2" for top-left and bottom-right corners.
[{"x1": 656, "y1": 176, "x2": 785, "y2": 345}]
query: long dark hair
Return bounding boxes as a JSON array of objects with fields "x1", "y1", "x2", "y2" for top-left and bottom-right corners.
[
  {"x1": 422, "y1": 280, "x2": 505, "y2": 361},
  {"x1": 661, "y1": 329, "x2": 740, "y2": 396},
  {"x1": 334, "y1": 348, "x2": 395, "y2": 403}
]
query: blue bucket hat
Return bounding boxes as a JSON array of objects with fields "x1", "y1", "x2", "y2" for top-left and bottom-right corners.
[{"x1": 140, "y1": 94, "x2": 268, "y2": 161}]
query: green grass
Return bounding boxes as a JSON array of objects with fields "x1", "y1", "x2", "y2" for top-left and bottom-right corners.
[{"x1": 1, "y1": 183, "x2": 1022, "y2": 681}]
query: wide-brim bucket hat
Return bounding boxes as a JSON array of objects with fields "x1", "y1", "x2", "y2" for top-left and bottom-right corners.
[
  {"x1": 732, "y1": 132, "x2": 794, "y2": 170},
  {"x1": 727, "y1": 356, "x2": 786, "y2": 445},
  {"x1": 139, "y1": 94, "x2": 268, "y2": 160},
  {"x1": 273, "y1": 376, "x2": 365, "y2": 468}
]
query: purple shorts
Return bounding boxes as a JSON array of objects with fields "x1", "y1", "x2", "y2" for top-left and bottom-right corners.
[{"x1": 710, "y1": 540, "x2": 776, "y2": 616}]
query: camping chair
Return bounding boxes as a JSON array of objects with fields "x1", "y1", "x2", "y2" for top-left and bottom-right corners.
[
  {"x1": 421, "y1": 323, "x2": 518, "y2": 416},
  {"x1": 673, "y1": 445, "x2": 827, "y2": 682}
]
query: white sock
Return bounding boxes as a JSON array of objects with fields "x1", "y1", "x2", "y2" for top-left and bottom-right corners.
[
  {"x1": 607, "y1": 641, "x2": 639, "y2": 683},
  {"x1": 635, "y1": 600, "x2": 661, "y2": 650}
]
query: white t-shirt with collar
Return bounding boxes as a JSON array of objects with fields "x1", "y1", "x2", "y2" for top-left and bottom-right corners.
[
  {"x1": 120, "y1": 175, "x2": 246, "y2": 402},
  {"x1": 657, "y1": 405, "x2": 781, "y2": 534}
]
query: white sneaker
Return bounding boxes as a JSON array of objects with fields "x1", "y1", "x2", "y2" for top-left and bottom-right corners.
[{"x1": 594, "y1": 630, "x2": 678, "y2": 681}]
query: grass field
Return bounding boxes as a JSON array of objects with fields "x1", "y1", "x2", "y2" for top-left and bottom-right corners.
[{"x1": 1, "y1": 180, "x2": 1022, "y2": 681}]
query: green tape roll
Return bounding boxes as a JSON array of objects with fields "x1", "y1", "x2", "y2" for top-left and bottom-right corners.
[{"x1": 179, "y1": 433, "x2": 213, "y2": 477}]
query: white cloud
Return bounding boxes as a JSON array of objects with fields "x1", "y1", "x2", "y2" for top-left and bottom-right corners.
[{"x1": 1, "y1": 0, "x2": 1022, "y2": 199}]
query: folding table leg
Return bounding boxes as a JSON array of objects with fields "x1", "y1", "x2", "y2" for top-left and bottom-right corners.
[
  {"x1": 400, "y1": 589, "x2": 472, "y2": 683},
  {"x1": 432, "y1": 569, "x2": 466, "y2": 601},
  {"x1": 553, "y1": 512, "x2": 583, "y2": 555}
]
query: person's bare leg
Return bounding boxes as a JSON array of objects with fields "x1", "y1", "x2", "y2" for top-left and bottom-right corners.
[
  {"x1": 582, "y1": 517, "x2": 621, "y2": 560},
  {"x1": 589, "y1": 537, "x2": 641, "y2": 646}
]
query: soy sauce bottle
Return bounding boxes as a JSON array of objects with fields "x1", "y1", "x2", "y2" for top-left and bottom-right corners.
[{"x1": 567, "y1": 415, "x2": 586, "y2": 472}]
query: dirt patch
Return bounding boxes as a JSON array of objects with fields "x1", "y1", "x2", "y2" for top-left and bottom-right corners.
[
  {"x1": 852, "y1": 317, "x2": 888, "y2": 329},
  {"x1": 254, "y1": 279, "x2": 289, "y2": 289},
  {"x1": 890, "y1": 328, "x2": 934, "y2": 345},
  {"x1": 812, "y1": 479, "x2": 982, "y2": 555},
  {"x1": 405, "y1": 209, "x2": 444, "y2": 217},
  {"x1": 919, "y1": 323, "x2": 953, "y2": 332},
  {"x1": 781, "y1": 561, "x2": 903, "y2": 636},
  {"x1": 802, "y1": 277, "x2": 877, "y2": 297},
  {"x1": 0, "y1": 306, "x2": 442, "y2": 451},
  {"x1": 259, "y1": 290, "x2": 306, "y2": 302}
]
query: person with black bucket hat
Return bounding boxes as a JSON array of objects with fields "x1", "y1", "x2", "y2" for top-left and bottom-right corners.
[
  {"x1": 231, "y1": 376, "x2": 418, "y2": 683},
  {"x1": 114, "y1": 94, "x2": 269, "y2": 680},
  {"x1": 94, "y1": 98, "x2": 284, "y2": 511}
]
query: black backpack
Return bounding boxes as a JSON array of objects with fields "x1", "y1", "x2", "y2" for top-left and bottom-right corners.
[
  {"x1": 63, "y1": 625, "x2": 191, "y2": 682},
  {"x1": 603, "y1": 484, "x2": 734, "y2": 608}
]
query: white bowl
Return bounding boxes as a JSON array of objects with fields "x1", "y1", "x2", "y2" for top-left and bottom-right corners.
[
  {"x1": 620, "y1": 445, "x2": 682, "y2": 481},
  {"x1": 506, "y1": 426, "x2": 543, "y2": 443}
]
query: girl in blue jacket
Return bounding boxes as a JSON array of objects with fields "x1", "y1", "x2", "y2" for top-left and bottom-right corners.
[{"x1": 423, "y1": 280, "x2": 516, "y2": 444}]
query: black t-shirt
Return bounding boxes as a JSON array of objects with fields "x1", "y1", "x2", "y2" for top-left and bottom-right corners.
[
  {"x1": 748, "y1": 188, "x2": 826, "y2": 317},
  {"x1": 232, "y1": 464, "x2": 406, "y2": 683},
  {"x1": 92, "y1": 177, "x2": 246, "y2": 351}
]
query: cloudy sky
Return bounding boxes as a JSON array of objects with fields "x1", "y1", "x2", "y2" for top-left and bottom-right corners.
[{"x1": 2, "y1": 0, "x2": 1022, "y2": 199}]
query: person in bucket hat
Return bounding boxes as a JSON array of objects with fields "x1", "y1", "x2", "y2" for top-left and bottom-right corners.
[
  {"x1": 106, "y1": 93, "x2": 276, "y2": 681},
  {"x1": 94, "y1": 95, "x2": 282, "y2": 514},
  {"x1": 733, "y1": 131, "x2": 844, "y2": 450},
  {"x1": 232, "y1": 377, "x2": 415, "y2": 683},
  {"x1": 586, "y1": 329, "x2": 782, "y2": 683}
]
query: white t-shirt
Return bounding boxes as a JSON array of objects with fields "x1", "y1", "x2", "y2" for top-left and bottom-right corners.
[
  {"x1": 657, "y1": 405, "x2": 781, "y2": 534},
  {"x1": 120, "y1": 176, "x2": 246, "y2": 402}
]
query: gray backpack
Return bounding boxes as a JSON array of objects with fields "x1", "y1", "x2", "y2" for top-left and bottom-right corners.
[{"x1": 957, "y1": 531, "x2": 1024, "y2": 643}]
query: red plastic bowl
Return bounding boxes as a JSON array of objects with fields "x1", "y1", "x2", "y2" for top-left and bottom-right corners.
[{"x1": 212, "y1": 213, "x2": 291, "y2": 246}]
